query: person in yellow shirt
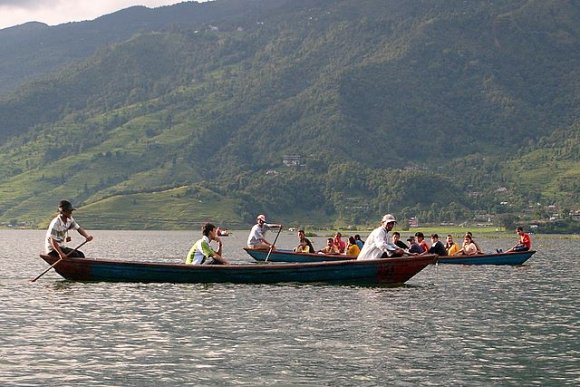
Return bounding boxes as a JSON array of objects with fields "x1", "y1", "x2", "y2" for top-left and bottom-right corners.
[
  {"x1": 445, "y1": 234, "x2": 461, "y2": 256},
  {"x1": 294, "y1": 239, "x2": 310, "y2": 253},
  {"x1": 345, "y1": 236, "x2": 361, "y2": 257},
  {"x1": 293, "y1": 229, "x2": 315, "y2": 253}
]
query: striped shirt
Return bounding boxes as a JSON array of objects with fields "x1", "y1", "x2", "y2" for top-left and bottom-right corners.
[{"x1": 45, "y1": 215, "x2": 80, "y2": 253}]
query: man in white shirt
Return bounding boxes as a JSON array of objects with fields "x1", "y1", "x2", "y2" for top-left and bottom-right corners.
[
  {"x1": 45, "y1": 200, "x2": 93, "y2": 258},
  {"x1": 357, "y1": 214, "x2": 404, "y2": 260},
  {"x1": 246, "y1": 214, "x2": 282, "y2": 250}
]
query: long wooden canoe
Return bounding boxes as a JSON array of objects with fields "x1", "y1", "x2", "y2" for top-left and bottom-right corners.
[
  {"x1": 244, "y1": 248, "x2": 355, "y2": 263},
  {"x1": 245, "y1": 248, "x2": 535, "y2": 266},
  {"x1": 38, "y1": 254, "x2": 435, "y2": 286},
  {"x1": 436, "y1": 250, "x2": 535, "y2": 265}
]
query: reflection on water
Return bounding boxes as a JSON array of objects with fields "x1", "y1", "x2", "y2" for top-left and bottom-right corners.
[{"x1": 1, "y1": 230, "x2": 579, "y2": 385}]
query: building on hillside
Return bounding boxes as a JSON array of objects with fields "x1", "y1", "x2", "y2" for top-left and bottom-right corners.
[{"x1": 283, "y1": 155, "x2": 302, "y2": 167}]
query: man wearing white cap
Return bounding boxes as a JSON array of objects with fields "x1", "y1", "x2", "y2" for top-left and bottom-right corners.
[
  {"x1": 357, "y1": 214, "x2": 404, "y2": 260},
  {"x1": 247, "y1": 214, "x2": 283, "y2": 250}
]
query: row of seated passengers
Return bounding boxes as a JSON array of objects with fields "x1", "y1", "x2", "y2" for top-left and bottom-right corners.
[{"x1": 295, "y1": 230, "x2": 482, "y2": 257}]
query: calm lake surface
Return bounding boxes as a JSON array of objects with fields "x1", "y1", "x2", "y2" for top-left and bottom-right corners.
[{"x1": 1, "y1": 229, "x2": 578, "y2": 386}]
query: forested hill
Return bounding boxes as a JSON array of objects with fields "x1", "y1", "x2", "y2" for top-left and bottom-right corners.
[
  {"x1": 0, "y1": 0, "x2": 578, "y2": 230},
  {"x1": 0, "y1": 0, "x2": 288, "y2": 95}
]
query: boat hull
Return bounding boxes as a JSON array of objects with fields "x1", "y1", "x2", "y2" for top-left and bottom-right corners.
[
  {"x1": 39, "y1": 254, "x2": 435, "y2": 286},
  {"x1": 244, "y1": 248, "x2": 355, "y2": 263},
  {"x1": 436, "y1": 250, "x2": 535, "y2": 265}
]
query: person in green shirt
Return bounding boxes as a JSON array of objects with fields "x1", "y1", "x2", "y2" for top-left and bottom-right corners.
[{"x1": 185, "y1": 223, "x2": 229, "y2": 265}]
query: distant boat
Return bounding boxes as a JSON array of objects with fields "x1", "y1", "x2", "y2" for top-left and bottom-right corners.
[
  {"x1": 216, "y1": 228, "x2": 231, "y2": 236},
  {"x1": 436, "y1": 250, "x2": 535, "y2": 265},
  {"x1": 38, "y1": 253, "x2": 435, "y2": 286},
  {"x1": 245, "y1": 248, "x2": 535, "y2": 266},
  {"x1": 244, "y1": 248, "x2": 355, "y2": 263}
]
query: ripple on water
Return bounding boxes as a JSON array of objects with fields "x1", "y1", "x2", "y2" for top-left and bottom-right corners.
[{"x1": 0, "y1": 231, "x2": 578, "y2": 385}]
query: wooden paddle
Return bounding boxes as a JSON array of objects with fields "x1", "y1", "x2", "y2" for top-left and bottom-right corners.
[
  {"x1": 30, "y1": 240, "x2": 89, "y2": 282},
  {"x1": 264, "y1": 226, "x2": 283, "y2": 262}
]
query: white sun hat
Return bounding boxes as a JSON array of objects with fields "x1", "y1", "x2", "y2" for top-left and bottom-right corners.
[{"x1": 381, "y1": 214, "x2": 397, "y2": 224}]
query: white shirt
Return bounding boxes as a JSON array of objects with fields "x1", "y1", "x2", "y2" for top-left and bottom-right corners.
[
  {"x1": 247, "y1": 223, "x2": 273, "y2": 246},
  {"x1": 357, "y1": 226, "x2": 398, "y2": 260},
  {"x1": 45, "y1": 215, "x2": 80, "y2": 253},
  {"x1": 185, "y1": 235, "x2": 215, "y2": 265}
]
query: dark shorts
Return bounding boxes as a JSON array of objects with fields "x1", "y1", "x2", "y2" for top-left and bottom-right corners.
[
  {"x1": 48, "y1": 247, "x2": 85, "y2": 258},
  {"x1": 512, "y1": 244, "x2": 529, "y2": 252}
]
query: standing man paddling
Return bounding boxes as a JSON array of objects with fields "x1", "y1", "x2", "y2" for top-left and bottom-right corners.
[
  {"x1": 247, "y1": 214, "x2": 282, "y2": 250},
  {"x1": 45, "y1": 200, "x2": 93, "y2": 258},
  {"x1": 357, "y1": 214, "x2": 404, "y2": 260}
]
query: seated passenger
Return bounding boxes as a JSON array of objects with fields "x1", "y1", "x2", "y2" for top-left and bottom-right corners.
[
  {"x1": 465, "y1": 231, "x2": 483, "y2": 253},
  {"x1": 456, "y1": 234, "x2": 479, "y2": 255},
  {"x1": 428, "y1": 234, "x2": 447, "y2": 256},
  {"x1": 415, "y1": 232, "x2": 429, "y2": 253},
  {"x1": 392, "y1": 232, "x2": 409, "y2": 249},
  {"x1": 294, "y1": 239, "x2": 310, "y2": 253},
  {"x1": 333, "y1": 232, "x2": 346, "y2": 254},
  {"x1": 445, "y1": 234, "x2": 460, "y2": 256},
  {"x1": 318, "y1": 238, "x2": 340, "y2": 255},
  {"x1": 406, "y1": 236, "x2": 425, "y2": 255},
  {"x1": 294, "y1": 229, "x2": 315, "y2": 253},
  {"x1": 506, "y1": 226, "x2": 532, "y2": 252},
  {"x1": 185, "y1": 223, "x2": 229, "y2": 265},
  {"x1": 345, "y1": 236, "x2": 361, "y2": 257},
  {"x1": 354, "y1": 234, "x2": 364, "y2": 250}
]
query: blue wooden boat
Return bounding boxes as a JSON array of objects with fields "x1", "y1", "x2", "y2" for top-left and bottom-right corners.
[
  {"x1": 244, "y1": 248, "x2": 355, "y2": 263},
  {"x1": 38, "y1": 253, "x2": 436, "y2": 286},
  {"x1": 436, "y1": 250, "x2": 535, "y2": 265}
]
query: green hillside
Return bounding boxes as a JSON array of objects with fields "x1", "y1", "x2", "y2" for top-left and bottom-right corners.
[{"x1": 0, "y1": 0, "x2": 578, "y2": 230}]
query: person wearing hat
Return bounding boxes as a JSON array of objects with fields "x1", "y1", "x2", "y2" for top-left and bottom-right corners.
[
  {"x1": 357, "y1": 214, "x2": 404, "y2": 260},
  {"x1": 406, "y1": 236, "x2": 424, "y2": 255},
  {"x1": 246, "y1": 214, "x2": 283, "y2": 250},
  {"x1": 45, "y1": 200, "x2": 93, "y2": 258}
]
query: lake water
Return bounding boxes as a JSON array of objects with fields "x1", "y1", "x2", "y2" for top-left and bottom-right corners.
[{"x1": 1, "y1": 229, "x2": 578, "y2": 385}]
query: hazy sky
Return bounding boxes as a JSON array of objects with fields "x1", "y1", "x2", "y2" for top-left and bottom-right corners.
[{"x1": 0, "y1": 0, "x2": 198, "y2": 30}]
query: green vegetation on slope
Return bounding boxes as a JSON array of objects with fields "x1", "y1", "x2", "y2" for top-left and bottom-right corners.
[{"x1": 0, "y1": 0, "x2": 577, "y2": 229}]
